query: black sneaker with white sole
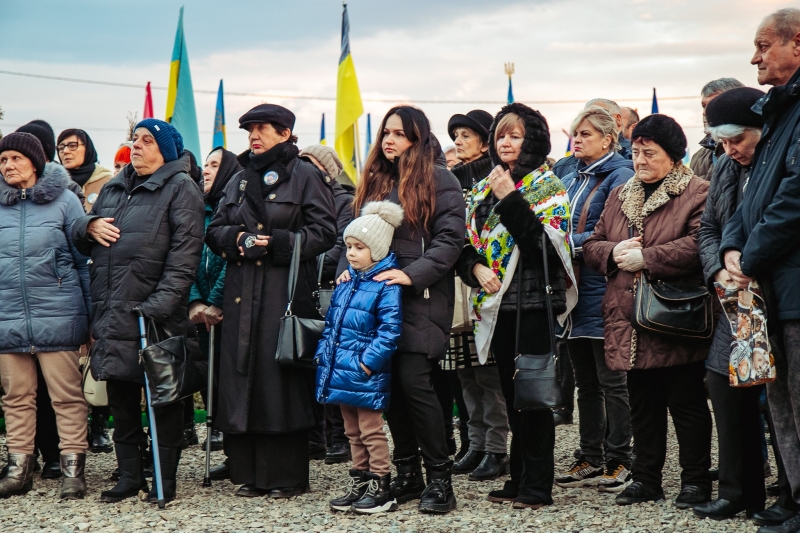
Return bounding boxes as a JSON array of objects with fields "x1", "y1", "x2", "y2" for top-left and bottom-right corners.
[
  {"x1": 555, "y1": 458, "x2": 604, "y2": 488},
  {"x1": 351, "y1": 472, "x2": 398, "y2": 514},
  {"x1": 330, "y1": 469, "x2": 368, "y2": 512},
  {"x1": 597, "y1": 461, "x2": 632, "y2": 493}
]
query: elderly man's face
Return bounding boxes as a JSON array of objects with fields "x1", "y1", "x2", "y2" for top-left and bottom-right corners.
[
  {"x1": 131, "y1": 128, "x2": 166, "y2": 176},
  {"x1": 752, "y1": 18, "x2": 800, "y2": 86}
]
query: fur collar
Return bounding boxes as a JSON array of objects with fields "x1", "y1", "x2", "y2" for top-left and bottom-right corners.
[
  {"x1": 451, "y1": 154, "x2": 493, "y2": 191},
  {"x1": 619, "y1": 162, "x2": 694, "y2": 233},
  {"x1": 0, "y1": 162, "x2": 69, "y2": 206}
]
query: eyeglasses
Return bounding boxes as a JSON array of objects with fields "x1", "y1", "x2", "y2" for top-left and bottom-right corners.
[{"x1": 57, "y1": 142, "x2": 84, "y2": 153}]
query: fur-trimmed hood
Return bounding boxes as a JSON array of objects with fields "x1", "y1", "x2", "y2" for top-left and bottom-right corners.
[
  {"x1": 0, "y1": 162, "x2": 69, "y2": 206},
  {"x1": 488, "y1": 102, "x2": 551, "y2": 182},
  {"x1": 619, "y1": 162, "x2": 694, "y2": 234}
]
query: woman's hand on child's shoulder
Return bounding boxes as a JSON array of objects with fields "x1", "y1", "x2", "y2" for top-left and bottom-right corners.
[{"x1": 336, "y1": 270, "x2": 351, "y2": 285}]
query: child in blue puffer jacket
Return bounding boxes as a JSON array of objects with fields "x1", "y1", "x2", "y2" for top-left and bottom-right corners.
[{"x1": 315, "y1": 201, "x2": 403, "y2": 514}]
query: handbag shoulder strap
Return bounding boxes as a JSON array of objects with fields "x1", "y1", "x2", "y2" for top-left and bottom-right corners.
[
  {"x1": 285, "y1": 233, "x2": 303, "y2": 316},
  {"x1": 576, "y1": 179, "x2": 603, "y2": 234},
  {"x1": 514, "y1": 234, "x2": 558, "y2": 356},
  {"x1": 316, "y1": 253, "x2": 325, "y2": 285}
]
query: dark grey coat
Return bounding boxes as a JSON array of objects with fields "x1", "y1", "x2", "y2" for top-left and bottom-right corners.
[
  {"x1": 206, "y1": 151, "x2": 337, "y2": 434},
  {"x1": 72, "y1": 154, "x2": 205, "y2": 383},
  {"x1": 0, "y1": 163, "x2": 91, "y2": 353}
]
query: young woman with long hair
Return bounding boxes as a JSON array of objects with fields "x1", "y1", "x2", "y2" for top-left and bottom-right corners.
[{"x1": 337, "y1": 106, "x2": 465, "y2": 513}]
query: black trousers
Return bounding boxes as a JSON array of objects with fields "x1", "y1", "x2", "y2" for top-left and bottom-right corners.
[
  {"x1": 706, "y1": 370, "x2": 766, "y2": 507},
  {"x1": 34, "y1": 361, "x2": 60, "y2": 462},
  {"x1": 555, "y1": 339, "x2": 575, "y2": 414},
  {"x1": 309, "y1": 403, "x2": 347, "y2": 447},
  {"x1": 385, "y1": 352, "x2": 450, "y2": 465},
  {"x1": 431, "y1": 365, "x2": 470, "y2": 448},
  {"x1": 107, "y1": 380, "x2": 184, "y2": 449},
  {"x1": 493, "y1": 311, "x2": 555, "y2": 503},
  {"x1": 627, "y1": 361, "x2": 712, "y2": 490}
]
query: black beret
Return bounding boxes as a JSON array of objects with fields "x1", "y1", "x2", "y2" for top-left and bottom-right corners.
[
  {"x1": 448, "y1": 110, "x2": 494, "y2": 142},
  {"x1": 239, "y1": 104, "x2": 296, "y2": 132},
  {"x1": 631, "y1": 114, "x2": 687, "y2": 162},
  {"x1": 706, "y1": 87, "x2": 766, "y2": 129},
  {"x1": 0, "y1": 132, "x2": 47, "y2": 177}
]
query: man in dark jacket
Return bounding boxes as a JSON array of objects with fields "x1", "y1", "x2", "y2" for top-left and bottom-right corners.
[
  {"x1": 719, "y1": 9, "x2": 800, "y2": 533},
  {"x1": 72, "y1": 119, "x2": 204, "y2": 504},
  {"x1": 689, "y1": 78, "x2": 745, "y2": 181}
]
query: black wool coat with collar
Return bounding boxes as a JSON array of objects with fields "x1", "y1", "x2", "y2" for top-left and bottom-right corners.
[
  {"x1": 72, "y1": 154, "x2": 205, "y2": 383},
  {"x1": 206, "y1": 147, "x2": 337, "y2": 434}
]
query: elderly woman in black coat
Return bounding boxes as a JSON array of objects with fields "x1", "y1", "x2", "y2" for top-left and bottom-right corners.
[
  {"x1": 206, "y1": 104, "x2": 337, "y2": 498},
  {"x1": 695, "y1": 87, "x2": 770, "y2": 522}
]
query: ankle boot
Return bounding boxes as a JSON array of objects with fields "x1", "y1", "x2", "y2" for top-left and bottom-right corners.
[
  {"x1": 389, "y1": 455, "x2": 424, "y2": 504},
  {"x1": 60, "y1": 453, "x2": 86, "y2": 500},
  {"x1": 352, "y1": 472, "x2": 398, "y2": 514},
  {"x1": 181, "y1": 419, "x2": 198, "y2": 450},
  {"x1": 469, "y1": 452, "x2": 510, "y2": 481},
  {"x1": 90, "y1": 412, "x2": 113, "y2": 453},
  {"x1": 147, "y1": 447, "x2": 181, "y2": 503},
  {"x1": 419, "y1": 460, "x2": 457, "y2": 514},
  {"x1": 0, "y1": 453, "x2": 35, "y2": 498},
  {"x1": 100, "y1": 443, "x2": 148, "y2": 503}
]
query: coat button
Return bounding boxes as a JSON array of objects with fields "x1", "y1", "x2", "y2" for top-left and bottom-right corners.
[
  {"x1": 256, "y1": 260, "x2": 262, "y2": 266},
  {"x1": 235, "y1": 297, "x2": 241, "y2": 304},
  {"x1": 268, "y1": 193, "x2": 276, "y2": 200},
  {"x1": 237, "y1": 261, "x2": 242, "y2": 266},
  {"x1": 221, "y1": 252, "x2": 226, "y2": 258},
  {"x1": 257, "y1": 223, "x2": 263, "y2": 230}
]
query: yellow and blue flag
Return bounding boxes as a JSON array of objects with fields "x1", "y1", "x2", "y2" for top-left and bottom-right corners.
[
  {"x1": 320, "y1": 114, "x2": 326, "y2": 145},
  {"x1": 335, "y1": 4, "x2": 364, "y2": 182},
  {"x1": 213, "y1": 80, "x2": 226, "y2": 149},
  {"x1": 166, "y1": 7, "x2": 201, "y2": 158}
]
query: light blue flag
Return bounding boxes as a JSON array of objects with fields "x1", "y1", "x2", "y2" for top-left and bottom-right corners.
[
  {"x1": 166, "y1": 7, "x2": 201, "y2": 159},
  {"x1": 213, "y1": 80, "x2": 226, "y2": 149}
]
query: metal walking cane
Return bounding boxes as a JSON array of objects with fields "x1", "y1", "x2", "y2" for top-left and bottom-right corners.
[
  {"x1": 136, "y1": 309, "x2": 166, "y2": 509},
  {"x1": 202, "y1": 324, "x2": 216, "y2": 487}
]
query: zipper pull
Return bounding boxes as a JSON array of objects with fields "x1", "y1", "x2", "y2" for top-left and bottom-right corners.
[
  {"x1": 424, "y1": 288, "x2": 430, "y2": 299},
  {"x1": 30, "y1": 345, "x2": 35, "y2": 354},
  {"x1": 58, "y1": 278, "x2": 62, "y2": 288},
  {"x1": 21, "y1": 189, "x2": 26, "y2": 200}
]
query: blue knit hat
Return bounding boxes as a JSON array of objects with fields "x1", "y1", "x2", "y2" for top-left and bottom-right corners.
[{"x1": 134, "y1": 119, "x2": 184, "y2": 163}]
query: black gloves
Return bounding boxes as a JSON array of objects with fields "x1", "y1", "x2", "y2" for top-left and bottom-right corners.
[{"x1": 238, "y1": 232, "x2": 268, "y2": 259}]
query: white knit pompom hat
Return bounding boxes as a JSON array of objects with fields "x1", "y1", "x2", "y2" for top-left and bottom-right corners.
[{"x1": 343, "y1": 201, "x2": 404, "y2": 261}]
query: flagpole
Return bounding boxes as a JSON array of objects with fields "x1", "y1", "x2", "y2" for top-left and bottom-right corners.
[{"x1": 354, "y1": 120, "x2": 361, "y2": 178}]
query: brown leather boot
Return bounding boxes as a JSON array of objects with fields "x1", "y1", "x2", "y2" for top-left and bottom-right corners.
[
  {"x1": 60, "y1": 453, "x2": 86, "y2": 500},
  {"x1": 0, "y1": 453, "x2": 35, "y2": 498}
]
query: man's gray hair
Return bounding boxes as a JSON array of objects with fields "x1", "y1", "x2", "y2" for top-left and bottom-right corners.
[
  {"x1": 585, "y1": 98, "x2": 622, "y2": 118},
  {"x1": 623, "y1": 107, "x2": 640, "y2": 129},
  {"x1": 765, "y1": 8, "x2": 800, "y2": 44},
  {"x1": 701, "y1": 78, "x2": 745, "y2": 98},
  {"x1": 708, "y1": 124, "x2": 762, "y2": 142}
]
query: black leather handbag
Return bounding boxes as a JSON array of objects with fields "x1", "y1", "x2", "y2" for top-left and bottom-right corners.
[
  {"x1": 275, "y1": 233, "x2": 325, "y2": 369},
  {"x1": 139, "y1": 318, "x2": 207, "y2": 408},
  {"x1": 513, "y1": 233, "x2": 564, "y2": 411},
  {"x1": 314, "y1": 253, "x2": 334, "y2": 319},
  {"x1": 629, "y1": 227, "x2": 713, "y2": 340}
]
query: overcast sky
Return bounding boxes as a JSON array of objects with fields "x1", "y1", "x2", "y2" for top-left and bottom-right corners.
[{"x1": 0, "y1": 0, "x2": 791, "y2": 168}]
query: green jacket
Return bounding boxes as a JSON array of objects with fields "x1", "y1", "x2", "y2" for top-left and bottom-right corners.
[{"x1": 190, "y1": 204, "x2": 226, "y2": 308}]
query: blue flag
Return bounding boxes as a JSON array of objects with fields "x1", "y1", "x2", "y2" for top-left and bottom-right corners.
[
  {"x1": 212, "y1": 80, "x2": 226, "y2": 149},
  {"x1": 364, "y1": 113, "x2": 372, "y2": 159},
  {"x1": 507, "y1": 77, "x2": 514, "y2": 105},
  {"x1": 320, "y1": 114, "x2": 326, "y2": 145},
  {"x1": 651, "y1": 87, "x2": 659, "y2": 114},
  {"x1": 166, "y1": 7, "x2": 201, "y2": 158}
]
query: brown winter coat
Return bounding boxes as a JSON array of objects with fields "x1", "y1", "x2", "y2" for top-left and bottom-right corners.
[
  {"x1": 583, "y1": 164, "x2": 710, "y2": 371},
  {"x1": 81, "y1": 164, "x2": 113, "y2": 212}
]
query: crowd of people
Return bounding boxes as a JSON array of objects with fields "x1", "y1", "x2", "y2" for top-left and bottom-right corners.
[{"x1": 0, "y1": 6, "x2": 798, "y2": 532}]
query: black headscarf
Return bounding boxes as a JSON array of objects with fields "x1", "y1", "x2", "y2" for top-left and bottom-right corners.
[
  {"x1": 205, "y1": 147, "x2": 243, "y2": 209},
  {"x1": 57, "y1": 129, "x2": 98, "y2": 187}
]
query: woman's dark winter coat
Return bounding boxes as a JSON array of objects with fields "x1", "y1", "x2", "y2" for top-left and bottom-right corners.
[
  {"x1": 315, "y1": 253, "x2": 402, "y2": 411},
  {"x1": 450, "y1": 153, "x2": 492, "y2": 192},
  {"x1": 336, "y1": 160, "x2": 464, "y2": 360},
  {"x1": 698, "y1": 155, "x2": 750, "y2": 377},
  {"x1": 583, "y1": 166, "x2": 710, "y2": 371},
  {"x1": 206, "y1": 144, "x2": 337, "y2": 434},
  {"x1": 321, "y1": 179, "x2": 355, "y2": 284},
  {"x1": 72, "y1": 153, "x2": 205, "y2": 383},
  {"x1": 720, "y1": 66, "x2": 800, "y2": 321},
  {"x1": 559, "y1": 152, "x2": 634, "y2": 338},
  {"x1": 0, "y1": 163, "x2": 91, "y2": 352},
  {"x1": 456, "y1": 102, "x2": 567, "y2": 315},
  {"x1": 189, "y1": 204, "x2": 227, "y2": 309}
]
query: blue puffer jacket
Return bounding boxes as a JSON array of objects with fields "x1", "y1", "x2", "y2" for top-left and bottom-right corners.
[
  {"x1": 0, "y1": 163, "x2": 91, "y2": 352},
  {"x1": 558, "y1": 152, "x2": 634, "y2": 338},
  {"x1": 315, "y1": 253, "x2": 402, "y2": 411}
]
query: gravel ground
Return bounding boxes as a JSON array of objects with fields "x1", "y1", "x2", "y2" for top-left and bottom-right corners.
[{"x1": 0, "y1": 403, "x2": 774, "y2": 533}]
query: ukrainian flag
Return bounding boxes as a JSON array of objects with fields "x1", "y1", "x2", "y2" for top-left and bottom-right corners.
[
  {"x1": 335, "y1": 4, "x2": 363, "y2": 182},
  {"x1": 213, "y1": 80, "x2": 226, "y2": 149},
  {"x1": 166, "y1": 7, "x2": 201, "y2": 158},
  {"x1": 320, "y1": 114, "x2": 326, "y2": 145}
]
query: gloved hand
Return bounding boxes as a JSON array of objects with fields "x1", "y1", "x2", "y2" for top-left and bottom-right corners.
[{"x1": 237, "y1": 232, "x2": 269, "y2": 259}]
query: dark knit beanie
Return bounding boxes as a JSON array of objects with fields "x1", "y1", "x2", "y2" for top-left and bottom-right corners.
[
  {"x1": 16, "y1": 121, "x2": 56, "y2": 162},
  {"x1": 0, "y1": 132, "x2": 47, "y2": 177},
  {"x1": 134, "y1": 119, "x2": 184, "y2": 163},
  {"x1": 706, "y1": 87, "x2": 766, "y2": 129},
  {"x1": 631, "y1": 114, "x2": 687, "y2": 162}
]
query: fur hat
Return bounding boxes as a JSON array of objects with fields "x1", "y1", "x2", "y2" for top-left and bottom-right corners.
[
  {"x1": 343, "y1": 201, "x2": 404, "y2": 262},
  {"x1": 16, "y1": 121, "x2": 56, "y2": 162},
  {"x1": 0, "y1": 132, "x2": 47, "y2": 177},
  {"x1": 299, "y1": 144, "x2": 343, "y2": 178},
  {"x1": 706, "y1": 87, "x2": 766, "y2": 129},
  {"x1": 134, "y1": 119, "x2": 184, "y2": 163},
  {"x1": 631, "y1": 114, "x2": 687, "y2": 162},
  {"x1": 488, "y1": 103, "x2": 551, "y2": 181}
]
